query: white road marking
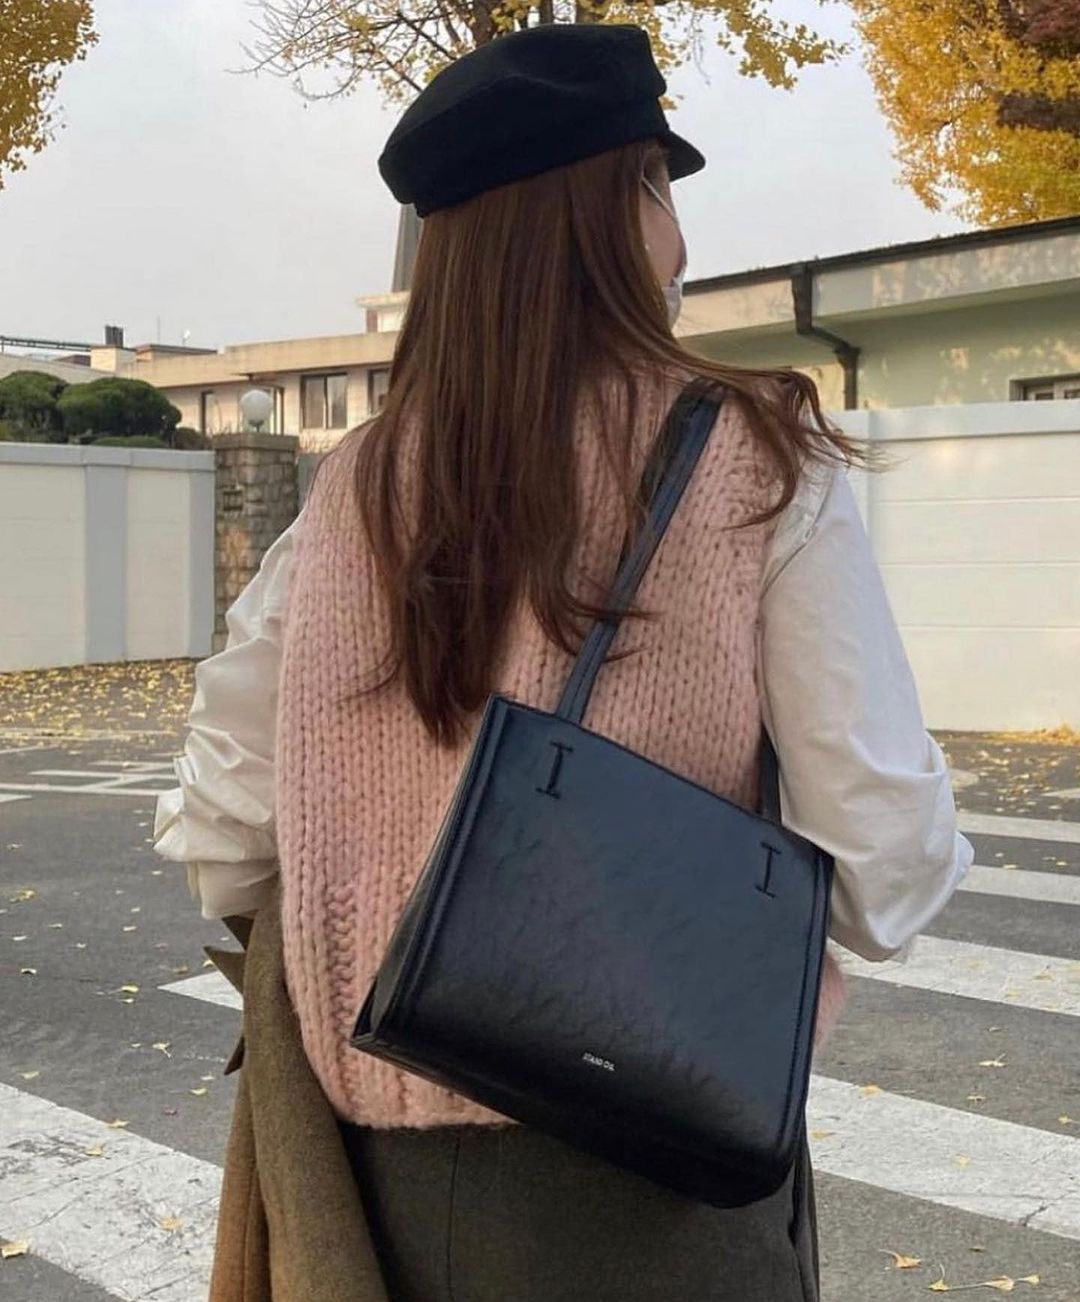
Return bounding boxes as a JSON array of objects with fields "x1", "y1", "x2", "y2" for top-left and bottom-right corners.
[
  {"x1": 809, "y1": 1075, "x2": 1080, "y2": 1241},
  {"x1": 1041, "y1": 788, "x2": 1080, "y2": 802},
  {"x1": 0, "y1": 793, "x2": 29, "y2": 804},
  {"x1": 958, "y1": 862, "x2": 1080, "y2": 907},
  {"x1": 839, "y1": 935, "x2": 1080, "y2": 1016},
  {"x1": 957, "y1": 811, "x2": 1080, "y2": 844},
  {"x1": 0, "y1": 1082, "x2": 219, "y2": 1302},
  {"x1": 0, "y1": 780, "x2": 172, "y2": 798},
  {"x1": 157, "y1": 975, "x2": 1080, "y2": 1245},
  {"x1": 161, "y1": 970, "x2": 241, "y2": 1011}
]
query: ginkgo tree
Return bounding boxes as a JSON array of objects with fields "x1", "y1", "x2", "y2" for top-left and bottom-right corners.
[
  {"x1": 0, "y1": 0, "x2": 97, "y2": 190},
  {"x1": 850, "y1": 0, "x2": 1080, "y2": 223},
  {"x1": 251, "y1": 0, "x2": 1079, "y2": 225},
  {"x1": 247, "y1": 0, "x2": 848, "y2": 102}
]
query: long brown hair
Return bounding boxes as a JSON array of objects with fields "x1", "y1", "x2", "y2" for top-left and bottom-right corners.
[{"x1": 352, "y1": 138, "x2": 868, "y2": 745}]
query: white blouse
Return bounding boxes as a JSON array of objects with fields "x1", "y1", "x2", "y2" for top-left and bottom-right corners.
[{"x1": 153, "y1": 457, "x2": 973, "y2": 962}]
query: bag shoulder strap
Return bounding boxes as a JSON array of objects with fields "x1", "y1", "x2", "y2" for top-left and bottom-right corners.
[{"x1": 553, "y1": 380, "x2": 782, "y2": 823}]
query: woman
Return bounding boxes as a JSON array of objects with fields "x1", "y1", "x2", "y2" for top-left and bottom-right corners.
[{"x1": 154, "y1": 22, "x2": 973, "y2": 1302}]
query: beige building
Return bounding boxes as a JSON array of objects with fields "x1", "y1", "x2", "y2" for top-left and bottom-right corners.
[
  {"x1": 90, "y1": 320, "x2": 398, "y2": 451},
  {"x1": 29, "y1": 213, "x2": 1079, "y2": 451},
  {"x1": 678, "y1": 214, "x2": 1080, "y2": 411}
]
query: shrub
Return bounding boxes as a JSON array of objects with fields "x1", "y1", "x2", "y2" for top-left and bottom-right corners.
[
  {"x1": 0, "y1": 370, "x2": 68, "y2": 440},
  {"x1": 171, "y1": 425, "x2": 210, "y2": 450},
  {"x1": 57, "y1": 377, "x2": 182, "y2": 441},
  {"x1": 91, "y1": 435, "x2": 169, "y2": 448}
]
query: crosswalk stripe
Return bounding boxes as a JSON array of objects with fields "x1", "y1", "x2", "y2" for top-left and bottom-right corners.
[
  {"x1": 161, "y1": 969, "x2": 241, "y2": 1010},
  {"x1": 809, "y1": 1075, "x2": 1080, "y2": 1240},
  {"x1": 155, "y1": 976, "x2": 1080, "y2": 1244},
  {"x1": 839, "y1": 935, "x2": 1080, "y2": 1016},
  {"x1": 0, "y1": 1082, "x2": 219, "y2": 1301},
  {"x1": 0, "y1": 792, "x2": 29, "y2": 804},
  {"x1": 957, "y1": 811, "x2": 1080, "y2": 844},
  {"x1": 166, "y1": 919, "x2": 1080, "y2": 1027},
  {"x1": 959, "y1": 862, "x2": 1080, "y2": 907}
]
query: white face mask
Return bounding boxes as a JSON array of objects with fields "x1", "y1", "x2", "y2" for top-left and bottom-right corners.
[{"x1": 642, "y1": 175, "x2": 686, "y2": 327}]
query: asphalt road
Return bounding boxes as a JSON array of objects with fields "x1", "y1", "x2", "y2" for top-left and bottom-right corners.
[{"x1": 1, "y1": 723, "x2": 1079, "y2": 1301}]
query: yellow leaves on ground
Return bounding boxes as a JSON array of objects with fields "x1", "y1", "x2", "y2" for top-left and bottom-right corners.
[
  {"x1": 119, "y1": 984, "x2": 139, "y2": 994},
  {"x1": 106, "y1": 1119, "x2": 128, "y2": 1129},
  {"x1": 84, "y1": 1144, "x2": 105, "y2": 1158},
  {"x1": 978, "y1": 1056, "x2": 1007, "y2": 1069},
  {"x1": 0, "y1": 1240, "x2": 30, "y2": 1259},
  {"x1": 17, "y1": 1070, "x2": 39, "y2": 1080},
  {"x1": 0, "y1": 660, "x2": 194, "y2": 740},
  {"x1": 152, "y1": 1041, "x2": 171, "y2": 1056},
  {"x1": 189, "y1": 1087, "x2": 208, "y2": 1097},
  {"x1": 860, "y1": 1083, "x2": 884, "y2": 1097},
  {"x1": 157, "y1": 1215, "x2": 184, "y2": 1233},
  {"x1": 809, "y1": 1128, "x2": 834, "y2": 1140},
  {"x1": 929, "y1": 1269, "x2": 1040, "y2": 1292},
  {"x1": 883, "y1": 1249, "x2": 923, "y2": 1269},
  {"x1": 9, "y1": 889, "x2": 35, "y2": 903}
]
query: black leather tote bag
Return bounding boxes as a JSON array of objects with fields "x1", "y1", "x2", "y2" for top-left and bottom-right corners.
[{"x1": 351, "y1": 381, "x2": 833, "y2": 1208}]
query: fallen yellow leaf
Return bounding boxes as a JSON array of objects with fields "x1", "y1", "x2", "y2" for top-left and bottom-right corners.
[
  {"x1": 84, "y1": 1144, "x2": 105, "y2": 1158},
  {"x1": 978, "y1": 1057, "x2": 1007, "y2": 1068},
  {"x1": 1058, "y1": 1116, "x2": 1074, "y2": 1126},
  {"x1": 967, "y1": 1095, "x2": 987, "y2": 1103},
  {"x1": 202, "y1": 957, "x2": 215, "y2": 968},
  {"x1": 953, "y1": 1154, "x2": 972, "y2": 1168},
  {"x1": 18, "y1": 1070, "x2": 39, "y2": 1080},
  {"x1": 189, "y1": 1087, "x2": 208, "y2": 1097},
  {"x1": 809, "y1": 1128, "x2": 834, "y2": 1140},
  {"x1": 122, "y1": 925, "x2": 137, "y2": 933},
  {"x1": 152, "y1": 1042, "x2": 171, "y2": 1057},
  {"x1": 119, "y1": 984, "x2": 139, "y2": 994},
  {"x1": 19, "y1": 968, "x2": 36, "y2": 976},
  {"x1": 106, "y1": 1119, "x2": 128, "y2": 1129},
  {"x1": 157, "y1": 1215, "x2": 184, "y2": 1232},
  {"x1": 860, "y1": 1083, "x2": 883, "y2": 1097},
  {"x1": 0, "y1": 1240, "x2": 30, "y2": 1259},
  {"x1": 11, "y1": 889, "x2": 35, "y2": 902},
  {"x1": 882, "y1": 1249, "x2": 922, "y2": 1269}
]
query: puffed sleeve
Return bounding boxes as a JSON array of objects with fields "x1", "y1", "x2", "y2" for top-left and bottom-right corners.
[
  {"x1": 152, "y1": 516, "x2": 299, "y2": 919},
  {"x1": 758, "y1": 461, "x2": 974, "y2": 962}
]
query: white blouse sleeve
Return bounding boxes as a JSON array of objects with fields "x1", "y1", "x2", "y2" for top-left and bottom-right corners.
[
  {"x1": 151, "y1": 516, "x2": 299, "y2": 920},
  {"x1": 758, "y1": 461, "x2": 974, "y2": 962}
]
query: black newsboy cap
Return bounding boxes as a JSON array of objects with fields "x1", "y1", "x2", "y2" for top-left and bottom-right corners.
[{"x1": 378, "y1": 24, "x2": 705, "y2": 217}]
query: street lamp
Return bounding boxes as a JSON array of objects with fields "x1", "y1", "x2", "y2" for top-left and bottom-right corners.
[{"x1": 240, "y1": 387, "x2": 274, "y2": 433}]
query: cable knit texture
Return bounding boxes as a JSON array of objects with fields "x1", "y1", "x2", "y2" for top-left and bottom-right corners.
[{"x1": 275, "y1": 373, "x2": 847, "y2": 1129}]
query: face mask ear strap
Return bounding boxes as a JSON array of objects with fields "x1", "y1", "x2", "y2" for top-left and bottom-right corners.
[{"x1": 641, "y1": 174, "x2": 677, "y2": 221}]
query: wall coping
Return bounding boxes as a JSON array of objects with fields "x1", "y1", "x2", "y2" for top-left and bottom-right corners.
[
  {"x1": 213, "y1": 432, "x2": 300, "y2": 452},
  {"x1": 0, "y1": 443, "x2": 215, "y2": 471},
  {"x1": 829, "y1": 398, "x2": 1080, "y2": 443}
]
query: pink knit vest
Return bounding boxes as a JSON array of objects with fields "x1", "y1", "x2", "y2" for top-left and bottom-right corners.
[{"x1": 275, "y1": 375, "x2": 846, "y2": 1129}]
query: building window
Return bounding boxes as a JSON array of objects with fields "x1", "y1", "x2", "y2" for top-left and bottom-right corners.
[
  {"x1": 1017, "y1": 375, "x2": 1080, "y2": 401},
  {"x1": 200, "y1": 390, "x2": 221, "y2": 435},
  {"x1": 301, "y1": 373, "x2": 348, "y2": 429},
  {"x1": 368, "y1": 367, "x2": 390, "y2": 415}
]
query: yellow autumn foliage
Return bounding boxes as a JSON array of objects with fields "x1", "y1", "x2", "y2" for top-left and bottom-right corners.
[
  {"x1": 0, "y1": 0, "x2": 97, "y2": 189},
  {"x1": 849, "y1": 0, "x2": 1080, "y2": 223}
]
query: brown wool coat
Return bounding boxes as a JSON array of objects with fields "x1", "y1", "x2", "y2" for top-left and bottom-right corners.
[{"x1": 206, "y1": 881, "x2": 389, "y2": 1302}]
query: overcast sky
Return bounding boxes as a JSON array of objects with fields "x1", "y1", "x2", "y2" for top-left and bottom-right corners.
[{"x1": 0, "y1": 0, "x2": 970, "y2": 352}]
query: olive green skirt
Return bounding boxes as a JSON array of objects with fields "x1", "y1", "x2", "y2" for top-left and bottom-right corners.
[{"x1": 338, "y1": 1119, "x2": 819, "y2": 1302}]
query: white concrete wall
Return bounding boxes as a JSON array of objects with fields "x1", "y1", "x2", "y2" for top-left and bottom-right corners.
[
  {"x1": 2, "y1": 403, "x2": 1076, "y2": 733},
  {"x1": 0, "y1": 445, "x2": 214, "y2": 672},
  {"x1": 837, "y1": 399, "x2": 1080, "y2": 732}
]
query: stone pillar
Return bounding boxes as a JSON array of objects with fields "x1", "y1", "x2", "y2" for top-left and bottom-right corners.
[{"x1": 213, "y1": 432, "x2": 299, "y2": 652}]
